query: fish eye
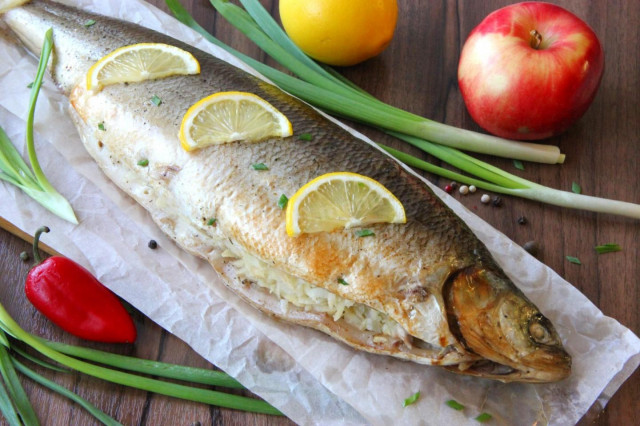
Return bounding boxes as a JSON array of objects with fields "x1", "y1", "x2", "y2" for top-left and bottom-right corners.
[{"x1": 528, "y1": 315, "x2": 556, "y2": 345}]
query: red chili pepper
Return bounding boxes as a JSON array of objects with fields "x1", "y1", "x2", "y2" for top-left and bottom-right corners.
[{"x1": 24, "y1": 226, "x2": 137, "y2": 343}]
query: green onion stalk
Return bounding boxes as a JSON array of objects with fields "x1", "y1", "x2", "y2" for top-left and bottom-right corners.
[
  {"x1": 165, "y1": 0, "x2": 640, "y2": 219},
  {"x1": 0, "y1": 303, "x2": 282, "y2": 421},
  {"x1": 205, "y1": 0, "x2": 564, "y2": 165},
  {"x1": 0, "y1": 29, "x2": 77, "y2": 224}
]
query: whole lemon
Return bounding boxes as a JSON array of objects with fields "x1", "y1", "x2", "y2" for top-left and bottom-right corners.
[{"x1": 279, "y1": 0, "x2": 398, "y2": 67}]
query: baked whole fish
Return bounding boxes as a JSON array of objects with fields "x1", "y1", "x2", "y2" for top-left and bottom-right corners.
[{"x1": 2, "y1": 0, "x2": 571, "y2": 382}]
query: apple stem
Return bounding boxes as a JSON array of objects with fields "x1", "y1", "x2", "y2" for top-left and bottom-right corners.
[{"x1": 529, "y1": 29, "x2": 542, "y2": 49}]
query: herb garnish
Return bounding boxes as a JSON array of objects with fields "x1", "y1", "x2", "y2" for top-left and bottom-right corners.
[
  {"x1": 137, "y1": 159, "x2": 149, "y2": 167},
  {"x1": 277, "y1": 194, "x2": 288, "y2": 209},
  {"x1": 513, "y1": 159, "x2": 524, "y2": 170},
  {"x1": 83, "y1": 19, "x2": 96, "y2": 28},
  {"x1": 402, "y1": 391, "x2": 420, "y2": 407},
  {"x1": 445, "y1": 399, "x2": 465, "y2": 410},
  {"x1": 298, "y1": 133, "x2": 313, "y2": 141},
  {"x1": 595, "y1": 243, "x2": 621, "y2": 254},
  {"x1": 355, "y1": 229, "x2": 374, "y2": 237},
  {"x1": 207, "y1": 218, "x2": 217, "y2": 226},
  {"x1": 337, "y1": 278, "x2": 349, "y2": 286},
  {"x1": 251, "y1": 162, "x2": 269, "y2": 171},
  {"x1": 98, "y1": 122, "x2": 106, "y2": 131},
  {"x1": 150, "y1": 95, "x2": 162, "y2": 106},
  {"x1": 26, "y1": 82, "x2": 34, "y2": 89},
  {"x1": 566, "y1": 255, "x2": 581, "y2": 265},
  {"x1": 0, "y1": 28, "x2": 77, "y2": 223},
  {"x1": 571, "y1": 182, "x2": 581, "y2": 194},
  {"x1": 475, "y1": 413, "x2": 492, "y2": 423}
]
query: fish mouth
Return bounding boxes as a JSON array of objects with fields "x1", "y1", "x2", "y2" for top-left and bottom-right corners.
[{"x1": 444, "y1": 267, "x2": 571, "y2": 383}]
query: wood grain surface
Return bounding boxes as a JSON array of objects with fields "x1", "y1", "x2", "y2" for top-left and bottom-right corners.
[{"x1": 1, "y1": 0, "x2": 638, "y2": 425}]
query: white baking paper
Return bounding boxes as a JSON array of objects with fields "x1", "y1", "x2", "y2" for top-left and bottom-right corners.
[{"x1": 0, "y1": 1, "x2": 638, "y2": 425}]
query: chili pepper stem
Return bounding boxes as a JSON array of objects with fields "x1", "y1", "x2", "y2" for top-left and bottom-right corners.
[{"x1": 31, "y1": 226, "x2": 50, "y2": 265}]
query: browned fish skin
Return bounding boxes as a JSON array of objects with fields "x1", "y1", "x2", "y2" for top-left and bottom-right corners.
[{"x1": 2, "y1": 0, "x2": 570, "y2": 382}]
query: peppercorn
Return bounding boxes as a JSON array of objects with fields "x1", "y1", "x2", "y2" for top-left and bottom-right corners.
[
  {"x1": 148, "y1": 240, "x2": 158, "y2": 249},
  {"x1": 523, "y1": 241, "x2": 539, "y2": 257},
  {"x1": 20, "y1": 251, "x2": 30, "y2": 262},
  {"x1": 459, "y1": 185, "x2": 469, "y2": 195},
  {"x1": 480, "y1": 194, "x2": 491, "y2": 204},
  {"x1": 492, "y1": 196, "x2": 503, "y2": 207},
  {"x1": 517, "y1": 216, "x2": 527, "y2": 225},
  {"x1": 444, "y1": 185, "x2": 453, "y2": 194}
]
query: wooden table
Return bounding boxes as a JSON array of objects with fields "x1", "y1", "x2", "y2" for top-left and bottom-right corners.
[{"x1": 1, "y1": 0, "x2": 637, "y2": 424}]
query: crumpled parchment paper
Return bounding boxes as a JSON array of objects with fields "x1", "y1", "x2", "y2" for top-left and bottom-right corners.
[{"x1": 0, "y1": 1, "x2": 638, "y2": 425}]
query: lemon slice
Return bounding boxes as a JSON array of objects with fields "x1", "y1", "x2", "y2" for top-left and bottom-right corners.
[
  {"x1": 86, "y1": 43, "x2": 200, "y2": 90},
  {"x1": 179, "y1": 91, "x2": 293, "y2": 151},
  {"x1": 286, "y1": 172, "x2": 406, "y2": 237}
]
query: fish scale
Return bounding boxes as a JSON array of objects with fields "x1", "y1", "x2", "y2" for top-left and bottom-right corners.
[{"x1": 2, "y1": 0, "x2": 571, "y2": 382}]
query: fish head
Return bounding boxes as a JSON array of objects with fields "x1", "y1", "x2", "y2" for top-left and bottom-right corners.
[{"x1": 445, "y1": 267, "x2": 571, "y2": 382}]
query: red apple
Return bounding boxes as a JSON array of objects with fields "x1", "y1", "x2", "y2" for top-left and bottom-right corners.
[{"x1": 457, "y1": 2, "x2": 604, "y2": 140}]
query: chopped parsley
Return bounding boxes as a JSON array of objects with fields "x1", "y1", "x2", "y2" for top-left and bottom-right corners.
[
  {"x1": 251, "y1": 162, "x2": 269, "y2": 171},
  {"x1": 298, "y1": 133, "x2": 313, "y2": 141},
  {"x1": 355, "y1": 229, "x2": 375, "y2": 237},
  {"x1": 566, "y1": 255, "x2": 581, "y2": 265},
  {"x1": 571, "y1": 182, "x2": 581, "y2": 194},
  {"x1": 445, "y1": 399, "x2": 465, "y2": 411},
  {"x1": 137, "y1": 159, "x2": 149, "y2": 167},
  {"x1": 402, "y1": 391, "x2": 420, "y2": 407},
  {"x1": 337, "y1": 278, "x2": 349, "y2": 286},
  {"x1": 207, "y1": 218, "x2": 217, "y2": 226},
  {"x1": 474, "y1": 413, "x2": 492, "y2": 423},
  {"x1": 83, "y1": 19, "x2": 96, "y2": 28},
  {"x1": 277, "y1": 194, "x2": 288, "y2": 209},
  {"x1": 595, "y1": 243, "x2": 621, "y2": 254},
  {"x1": 513, "y1": 159, "x2": 525, "y2": 170},
  {"x1": 98, "y1": 122, "x2": 106, "y2": 131},
  {"x1": 150, "y1": 95, "x2": 162, "y2": 106}
]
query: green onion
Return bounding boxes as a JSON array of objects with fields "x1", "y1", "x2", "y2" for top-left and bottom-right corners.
[
  {"x1": 83, "y1": 19, "x2": 96, "y2": 28},
  {"x1": 566, "y1": 255, "x2": 581, "y2": 265},
  {"x1": 35, "y1": 337, "x2": 242, "y2": 389},
  {"x1": 166, "y1": 0, "x2": 562, "y2": 164},
  {"x1": 475, "y1": 412, "x2": 492, "y2": 423},
  {"x1": 251, "y1": 162, "x2": 269, "y2": 170},
  {"x1": 0, "y1": 28, "x2": 78, "y2": 224},
  {"x1": 355, "y1": 229, "x2": 374, "y2": 237},
  {"x1": 98, "y1": 122, "x2": 106, "y2": 131},
  {"x1": 0, "y1": 376, "x2": 22, "y2": 426},
  {"x1": 151, "y1": 95, "x2": 162, "y2": 106},
  {"x1": 337, "y1": 278, "x2": 349, "y2": 286},
  {"x1": 572, "y1": 182, "x2": 582, "y2": 194},
  {"x1": 298, "y1": 133, "x2": 313, "y2": 141},
  {"x1": 594, "y1": 243, "x2": 621, "y2": 254},
  {"x1": 402, "y1": 391, "x2": 420, "y2": 407},
  {"x1": 137, "y1": 158, "x2": 149, "y2": 167},
  {"x1": 165, "y1": 0, "x2": 640, "y2": 219},
  {"x1": 12, "y1": 359, "x2": 120, "y2": 426},
  {"x1": 513, "y1": 159, "x2": 524, "y2": 170},
  {"x1": 207, "y1": 217, "x2": 217, "y2": 226},
  {"x1": 0, "y1": 303, "x2": 281, "y2": 416},
  {"x1": 277, "y1": 194, "x2": 288, "y2": 209},
  {"x1": 445, "y1": 399, "x2": 465, "y2": 410},
  {"x1": 0, "y1": 340, "x2": 39, "y2": 426}
]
